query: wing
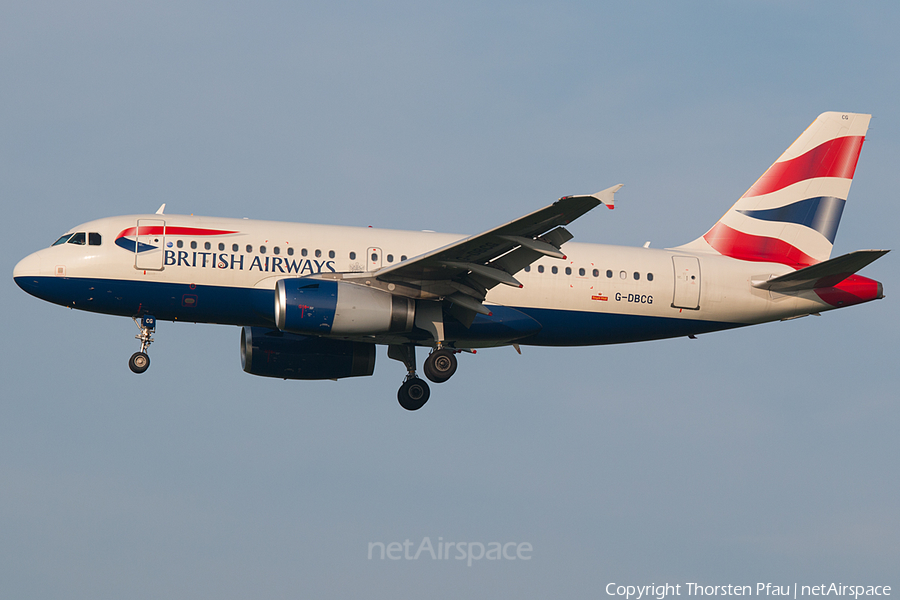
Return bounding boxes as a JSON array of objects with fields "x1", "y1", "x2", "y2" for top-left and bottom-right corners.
[{"x1": 346, "y1": 185, "x2": 623, "y2": 321}]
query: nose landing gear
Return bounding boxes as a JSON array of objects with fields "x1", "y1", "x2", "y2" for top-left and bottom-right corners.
[{"x1": 129, "y1": 315, "x2": 156, "y2": 374}]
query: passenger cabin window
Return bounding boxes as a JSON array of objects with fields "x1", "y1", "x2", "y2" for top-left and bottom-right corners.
[
  {"x1": 387, "y1": 254, "x2": 394, "y2": 263},
  {"x1": 89, "y1": 232, "x2": 101, "y2": 246},
  {"x1": 593, "y1": 269, "x2": 599, "y2": 277},
  {"x1": 177, "y1": 240, "x2": 184, "y2": 248},
  {"x1": 579, "y1": 268, "x2": 585, "y2": 276},
  {"x1": 273, "y1": 247, "x2": 280, "y2": 255},
  {"x1": 52, "y1": 234, "x2": 73, "y2": 246},
  {"x1": 551, "y1": 266, "x2": 558, "y2": 274},
  {"x1": 524, "y1": 265, "x2": 531, "y2": 272},
  {"x1": 401, "y1": 255, "x2": 407, "y2": 261},
  {"x1": 218, "y1": 243, "x2": 225, "y2": 251},
  {"x1": 301, "y1": 248, "x2": 308, "y2": 257},
  {"x1": 287, "y1": 247, "x2": 294, "y2": 256},
  {"x1": 349, "y1": 251, "x2": 356, "y2": 260},
  {"x1": 246, "y1": 244, "x2": 253, "y2": 253},
  {"x1": 204, "y1": 241, "x2": 211, "y2": 250},
  {"x1": 606, "y1": 270, "x2": 613, "y2": 278},
  {"x1": 190, "y1": 241, "x2": 197, "y2": 249},
  {"x1": 67, "y1": 232, "x2": 86, "y2": 245},
  {"x1": 647, "y1": 273, "x2": 654, "y2": 281},
  {"x1": 232, "y1": 244, "x2": 239, "y2": 252},
  {"x1": 329, "y1": 250, "x2": 335, "y2": 259},
  {"x1": 537, "y1": 265, "x2": 544, "y2": 273},
  {"x1": 315, "y1": 249, "x2": 322, "y2": 258},
  {"x1": 260, "y1": 245, "x2": 266, "y2": 254},
  {"x1": 633, "y1": 272, "x2": 640, "y2": 280}
]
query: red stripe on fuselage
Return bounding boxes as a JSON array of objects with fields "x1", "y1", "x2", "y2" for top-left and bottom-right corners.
[
  {"x1": 116, "y1": 226, "x2": 239, "y2": 239},
  {"x1": 743, "y1": 136, "x2": 864, "y2": 198},
  {"x1": 703, "y1": 222, "x2": 817, "y2": 268}
]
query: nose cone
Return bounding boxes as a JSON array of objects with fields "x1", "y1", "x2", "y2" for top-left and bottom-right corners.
[{"x1": 13, "y1": 251, "x2": 44, "y2": 296}]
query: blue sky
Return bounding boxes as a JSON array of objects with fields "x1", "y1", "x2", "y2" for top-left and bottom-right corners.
[{"x1": 2, "y1": 2, "x2": 898, "y2": 598}]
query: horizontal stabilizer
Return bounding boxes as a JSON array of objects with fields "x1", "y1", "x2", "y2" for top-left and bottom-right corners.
[{"x1": 752, "y1": 249, "x2": 889, "y2": 292}]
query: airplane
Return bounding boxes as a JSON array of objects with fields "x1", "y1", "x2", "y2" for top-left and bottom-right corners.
[{"x1": 13, "y1": 111, "x2": 889, "y2": 410}]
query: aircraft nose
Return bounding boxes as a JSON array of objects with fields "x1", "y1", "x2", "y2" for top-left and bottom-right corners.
[{"x1": 13, "y1": 252, "x2": 44, "y2": 294}]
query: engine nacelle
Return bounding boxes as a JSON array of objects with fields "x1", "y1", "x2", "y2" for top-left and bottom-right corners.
[
  {"x1": 240, "y1": 327, "x2": 375, "y2": 380},
  {"x1": 274, "y1": 279, "x2": 415, "y2": 336}
]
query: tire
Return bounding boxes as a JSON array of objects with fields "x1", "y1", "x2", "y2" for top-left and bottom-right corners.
[
  {"x1": 129, "y1": 352, "x2": 150, "y2": 374},
  {"x1": 423, "y1": 349, "x2": 457, "y2": 384},
  {"x1": 398, "y1": 377, "x2": 430, "y2": 411}
]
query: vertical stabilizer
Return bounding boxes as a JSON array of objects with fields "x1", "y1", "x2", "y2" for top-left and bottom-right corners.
[{"x1": 680, "y1": 112, "x2": 870, "y2": 267}]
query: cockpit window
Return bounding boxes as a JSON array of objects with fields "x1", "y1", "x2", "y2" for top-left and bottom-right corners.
[
  {"x1": 52, "y1": 234, "x2": 73, "y2": 246},
  {"x1": 67, "y1": 232, "x2": 86, "y2": 245},
  {"x1": 89, "y1": 232, "x2": 101, "y2": 246}
]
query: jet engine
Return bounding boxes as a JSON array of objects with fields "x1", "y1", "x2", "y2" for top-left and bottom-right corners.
[
  {"x1": 274, "y1": 279, "x2": 415, "y2": 336},
  {"x1": 240, "y1": 326, "x2": 375, "y2": 380}
]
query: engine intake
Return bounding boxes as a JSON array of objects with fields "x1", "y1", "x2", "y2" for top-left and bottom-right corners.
[
  {"x1": 240, "y1": 327, "x2": 375, "y2": 380},
  {"x1": 275, "y1": 279, "x2": 414, "y2": 336}
]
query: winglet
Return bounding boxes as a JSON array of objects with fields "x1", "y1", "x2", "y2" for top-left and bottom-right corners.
[
  {"x1": 590, "y1": 184, "x2": 624, "y2": 210},
  {"x1": 156, "y1": 203, "x2": 166, "y2": 215}
]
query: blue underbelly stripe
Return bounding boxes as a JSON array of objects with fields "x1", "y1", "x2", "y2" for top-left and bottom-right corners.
[{"x1": 14, "y1": 276, "x2": 744, "y2": 345}]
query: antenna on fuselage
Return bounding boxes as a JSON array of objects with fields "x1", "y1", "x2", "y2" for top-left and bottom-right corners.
[{"x1": 156, "y1": 204, "x2": 166, "y2": 215}]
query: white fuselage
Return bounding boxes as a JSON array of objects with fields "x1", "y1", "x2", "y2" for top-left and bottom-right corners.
[{"x1": 14, "y1": 213, "x2": 839, "y2": 348}]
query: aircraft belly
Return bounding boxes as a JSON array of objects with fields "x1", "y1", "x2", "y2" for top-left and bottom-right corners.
[
  {"x1": 13, "y1": 276, "x2": 277, "y2": 327},
  {"x1": 510, "y1": 306, "x2": 744, "y2": 346}
]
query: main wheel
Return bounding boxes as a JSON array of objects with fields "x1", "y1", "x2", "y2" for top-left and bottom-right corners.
[
  {"x1": 129, "y1": 352, "x2": 150, "y2": 374},
  {"x1": 398, "y1": 377, "x2": 430, "y2": 411},
  {"x1": 423, "y1": 349, "x2": 457, "y2": 384}
]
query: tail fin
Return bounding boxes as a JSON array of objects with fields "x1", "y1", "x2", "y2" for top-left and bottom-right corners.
[{"x1": 681, "y1": 112, "x2": 871, "y2": 267}]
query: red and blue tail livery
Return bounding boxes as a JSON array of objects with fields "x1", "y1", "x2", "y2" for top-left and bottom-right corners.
[
  {"x1": 14, "y1": 112, "x2": 888, "y2": 410},
  {"x1": 687, "y1": 112, "x2": 870, "y2": 267}
]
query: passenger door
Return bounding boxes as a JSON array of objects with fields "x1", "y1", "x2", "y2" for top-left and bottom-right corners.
[{"x1": 135, "y1": 219, "x2": 166, "y2": 271}]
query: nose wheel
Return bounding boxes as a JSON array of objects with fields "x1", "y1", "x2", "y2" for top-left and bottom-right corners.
[
  {"x1": 129, "y1": 315, "x2": 156, "y2": 374},
  {"x1": 129, "y1": 351, "x2": 150, "y2": 373}
]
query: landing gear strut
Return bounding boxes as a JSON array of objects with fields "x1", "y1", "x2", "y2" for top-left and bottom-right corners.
[
  {"x1": 388, "y1": 344, "x2": 430, "y2": 411},
  {"x1": 129, "y1": 315, "x2": 156, "y2": 374},
  {"x1": 423, "y1": 348, "x2": 458, "y2": 383}
]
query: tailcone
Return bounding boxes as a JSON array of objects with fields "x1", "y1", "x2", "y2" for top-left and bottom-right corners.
[{"x1": 814, "y1": 274, "x2": 883, "y2": 308}]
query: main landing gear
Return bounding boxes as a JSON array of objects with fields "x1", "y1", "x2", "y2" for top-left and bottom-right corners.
[
  {"x1": 423, "y1": 348, "x2": 458, "y2": 384},
  {"x1": 389, "y1": 345, "x2": 429, "y2": 411},
  {"x1": 129, "y1": 315, "x2": 156, "y2": 374},
  {"x1": 389, "y1": 345, "x2": 462, "y2": 411}
]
